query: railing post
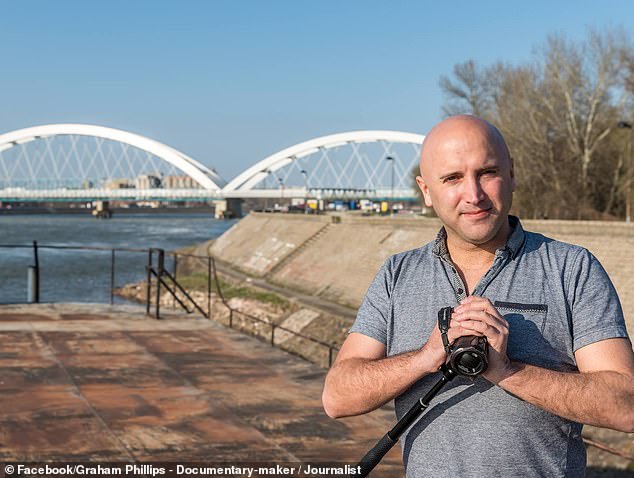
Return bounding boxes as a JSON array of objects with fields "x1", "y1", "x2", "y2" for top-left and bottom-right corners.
[
  {"x1": 27, "y1": 266, "x2": 37, "y2": 303},
  {"x1": 329, "y1": 347, "x2": 333, "y2": 368},
  {"x1": 207, "y1": 256, "x2": 212, "y2": 319},
  {"x1": 145, "y1": 249, "x2": 152, "y2": 316},
  {"x1": 110, "y1": 249, "x2": 115, "y2": 305},
  {"x1": 229, "y1": 309, "x2": 233, "y2": 328},
  {"x1": 211, "y1": 257, "x2": 226, "y2": 303},
  {"x1": 271, "y1": 324, "x2": 275, "y2": 345},
  {"x1": 32, "y1": 240, "x2": 40, "y2": 303},
  {"x1": 172, "y1": 253, "x2": 178, "y2": 309},
  {"x1": 155, "y1": 249, "x2": 164, "y2": 319}
]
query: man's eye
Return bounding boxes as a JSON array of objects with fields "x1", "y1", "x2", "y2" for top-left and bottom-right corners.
[{"x1": 443, "y1": 176, "x2": 459, "y2": 183}]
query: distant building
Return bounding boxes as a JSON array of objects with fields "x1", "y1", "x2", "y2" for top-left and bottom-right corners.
[
  {"x1": 163, "y1": 175, "x2": 199, "y2": 189},
  {"x1": 104, "y1": 179, "x2": 132, "y2": 189},
  {"x1": 135, "y1": 174, "x2": 162, "y2": 189}
]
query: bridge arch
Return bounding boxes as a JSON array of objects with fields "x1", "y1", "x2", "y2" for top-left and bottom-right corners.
[
  {"x1": 0, "y1": 124, "x2": 226, "y2": 190},
  {"x1": 222, "y1": 130, "x2": 425, "y2": 192}
]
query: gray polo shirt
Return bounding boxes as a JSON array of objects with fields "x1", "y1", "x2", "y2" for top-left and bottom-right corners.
[{"x1": 350, "y1": 216, "x2": 629, "y2": 478}]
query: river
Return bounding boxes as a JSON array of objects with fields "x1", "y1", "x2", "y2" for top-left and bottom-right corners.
[{"x1": 0, "y1": 213, "x2": 237, "y2": 304}]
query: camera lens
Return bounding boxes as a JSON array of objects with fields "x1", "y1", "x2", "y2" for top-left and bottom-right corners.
[
  {"x1": 460, "y1": 351, "x2": 481, "y2": 369},
  {"x1": 449, "y1": 335, "x2": 488, "y2": 377},
  {"x1": 453, "y1": 350, "x2": 487, "y2": 376}
]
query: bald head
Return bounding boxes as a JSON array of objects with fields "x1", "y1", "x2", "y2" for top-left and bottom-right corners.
[
  {"x1": 419, "y1": 115, "x2": 510, "y2": 179},
  {"x1": 414, "y1": 114, "x2": 516, "y2": 250}
]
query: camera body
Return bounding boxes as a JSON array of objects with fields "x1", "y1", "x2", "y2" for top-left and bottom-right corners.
[{"x1": 438, "y1": 307, "x2": 488, "y2": 377}]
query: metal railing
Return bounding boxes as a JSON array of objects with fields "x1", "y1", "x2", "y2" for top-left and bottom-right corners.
[
  {"x1": 145, "y1": 247, "x2": 210, "y2": 319},
  {"x1": 0, "y1": 241, "x2": 340, "y2": 367}
]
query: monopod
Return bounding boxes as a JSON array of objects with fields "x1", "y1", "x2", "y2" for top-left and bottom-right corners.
[{"x1": 355, "y1": 307, "x2": 488, "y2": 477}]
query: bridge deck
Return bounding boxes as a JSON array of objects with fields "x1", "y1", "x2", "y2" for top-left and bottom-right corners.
[{"x1": 0, "y1": 303, "x2": 403, "y2": 476}]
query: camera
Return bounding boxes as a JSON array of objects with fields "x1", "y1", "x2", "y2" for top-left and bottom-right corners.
[{"x1": 438, "y1": 307, "x2": 488, "y2": 377}]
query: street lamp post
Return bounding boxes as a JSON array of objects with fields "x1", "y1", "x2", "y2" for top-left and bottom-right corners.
[
  {"x1": 278, "y1": 177, "x2": 284, "y2": 209},
  {"x1": 264, "y1": 169, "x2": 273, "y2": 211},
  {"x1": 386, "y1": 156, "x2": 395, "y2": 214},
  {"x1": 300, "y1": 169, "x2": 308, "y2": 214},
  {"x1": 618, "y1": 121, "x2": 633, "y2": 224}
]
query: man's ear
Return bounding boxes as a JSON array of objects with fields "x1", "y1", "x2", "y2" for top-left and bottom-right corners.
[{"x1": 416, "y1": 175, "x2": 433, "y2": 207}]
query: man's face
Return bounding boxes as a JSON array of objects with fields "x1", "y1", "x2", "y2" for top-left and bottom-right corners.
[{"x1": 416, "y1": 121, "x2": 515, "y2": 248}]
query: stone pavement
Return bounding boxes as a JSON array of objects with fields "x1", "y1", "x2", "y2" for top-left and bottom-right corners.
[{"x1": 0, "y1": 303, "x2": 403, "y2": 476}]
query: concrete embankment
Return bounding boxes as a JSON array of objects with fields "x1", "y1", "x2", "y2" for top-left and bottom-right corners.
[{"x1": 211, "y1": 212, "x2": 634, "y2": 332}]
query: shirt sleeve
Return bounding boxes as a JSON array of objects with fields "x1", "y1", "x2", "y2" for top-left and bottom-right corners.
[
  {"x1": 569, "y1": 248, "x2": 630, "y2": 352},
  {"x1": 348, "y1": 257, "x2": 393, "y2": 345}
]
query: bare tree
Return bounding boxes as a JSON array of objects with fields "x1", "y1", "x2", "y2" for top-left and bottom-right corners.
[
  {"x1": 439, "y1": 60, "x2": 500, "y2": 118},
  {"x1": 439, "y1": 28, "x2": 633, "y2": 219},
  {"x1": 540, "y1": 30, "x2": 629, "y2": 216}
]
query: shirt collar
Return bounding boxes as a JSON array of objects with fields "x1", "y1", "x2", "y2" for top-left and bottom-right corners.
[{"x1": 432, "y1": 215, "x2": 526, "y2": 260}]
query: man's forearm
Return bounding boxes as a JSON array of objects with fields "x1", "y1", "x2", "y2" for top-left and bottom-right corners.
[
  {"x1": 322, "y1": 349, "x2": 436, "y2": 418},
  {"x1": 495, "y1": 362, "x2": 634, "y2": 432}
]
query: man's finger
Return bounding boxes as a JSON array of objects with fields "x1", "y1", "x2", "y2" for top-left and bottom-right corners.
[
  {"x1": 455, "y1": 299, "x2": 502, "y2": 319},
  {"x1": 453, "y1": 309, "x2": 508, "y2": 332},
  {"x1": 447, "y1": 325, "x2": 484, "y2": 342},
  {"x1": 458, "y1": 319, "x2": 502, "y2": 337}
]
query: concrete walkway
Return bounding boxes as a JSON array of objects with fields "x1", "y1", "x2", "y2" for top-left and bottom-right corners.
[{"x1": 0, "y1": 303, "x2": 403, "y2": 476}]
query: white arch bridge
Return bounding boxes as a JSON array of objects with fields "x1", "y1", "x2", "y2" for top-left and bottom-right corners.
[{"x1": 0, "y1": 124, "x2": 425, "y2": 203}]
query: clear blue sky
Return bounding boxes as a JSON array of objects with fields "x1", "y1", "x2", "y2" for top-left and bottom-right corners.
[{"x1": 1, "y1": 1, "x2": 632, "y2": 181}]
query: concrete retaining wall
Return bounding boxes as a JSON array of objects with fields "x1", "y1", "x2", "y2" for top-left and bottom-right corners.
[
  {"x1": 210, "y1": 214, "x2": 330, "y2": 276},
  {"x1": 211, "y1": 213, "x2": 634, "y2": 331}
]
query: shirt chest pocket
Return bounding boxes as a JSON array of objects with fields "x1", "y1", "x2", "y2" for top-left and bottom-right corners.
[{"x1": 494, "y1": 300, "x2": 549, "y2": 364}]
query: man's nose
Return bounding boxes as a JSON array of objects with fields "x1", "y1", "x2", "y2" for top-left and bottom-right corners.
[{"x1": 462, "y1": 177, "x2": 486, "y2": 204}]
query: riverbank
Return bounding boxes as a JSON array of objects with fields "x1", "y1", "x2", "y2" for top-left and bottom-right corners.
[{"x1": 115, "y1": 249, "x2": 353, "y2": 369}]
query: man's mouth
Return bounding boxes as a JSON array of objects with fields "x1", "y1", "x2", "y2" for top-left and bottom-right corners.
[{"x1": 462, "y1": 208, "x2": 492, "y2": 218}]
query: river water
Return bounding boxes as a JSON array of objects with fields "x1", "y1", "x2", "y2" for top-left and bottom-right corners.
[{"x1": 0, "y1": 213, "x2": 237, "y2": 304}]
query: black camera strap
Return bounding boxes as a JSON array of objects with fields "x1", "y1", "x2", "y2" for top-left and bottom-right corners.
[{"x1": 437, "y1": 307, "x2": 453, "y2": 356}]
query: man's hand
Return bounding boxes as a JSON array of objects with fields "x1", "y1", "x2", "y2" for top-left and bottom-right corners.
[
  {"x1": 452, "y1": 295, "x2": 516, "y2": 383},
  {"x1": 422, "y1": 304, "x2": 489, "y2": 372},
  {"x1": 450, "y1": 296, "x2": 634, "y2": 432},
  {"x1": 322, "y1": 305, "x2": 491, "y2": 419}
]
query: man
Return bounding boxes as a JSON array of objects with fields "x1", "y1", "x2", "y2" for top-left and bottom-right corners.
[{"x1": 322, "y1": 115, "x2": 634, "y2": 477}]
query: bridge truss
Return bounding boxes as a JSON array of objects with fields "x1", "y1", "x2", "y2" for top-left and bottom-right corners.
[
  {"x1": 0, "y1": 124, "x2": 225, "y2": 194},
  {"x1": 0, "y1": 125, "x2": 425, "y2": 201},
  {"x1": 224, "y1": 130, "x2": 425, "y2": 199}
]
